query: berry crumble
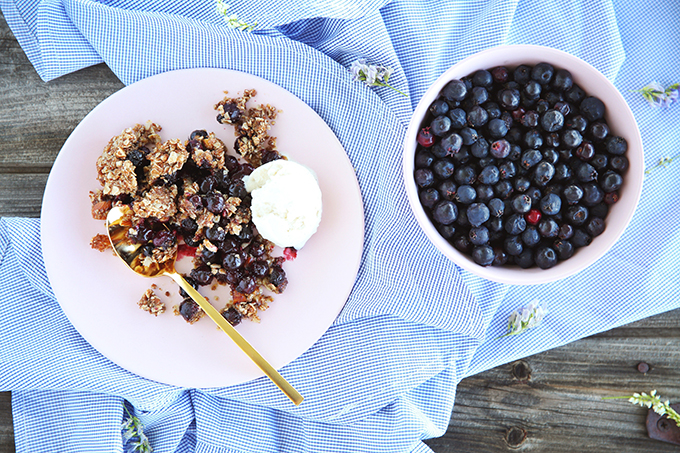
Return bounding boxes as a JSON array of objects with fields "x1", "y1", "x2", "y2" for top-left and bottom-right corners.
[{"x1": 91, "y1": 90, "x2": 294, "y2": 325}]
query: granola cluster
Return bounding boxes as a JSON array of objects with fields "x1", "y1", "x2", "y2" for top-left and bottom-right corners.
[{"x1": 91, "y1": 90, "x2": 289, "y2": 325}]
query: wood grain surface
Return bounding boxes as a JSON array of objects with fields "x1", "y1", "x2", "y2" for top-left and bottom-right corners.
[{"x1": 2, "y1": 11, "x2": 679, "y2": 453}]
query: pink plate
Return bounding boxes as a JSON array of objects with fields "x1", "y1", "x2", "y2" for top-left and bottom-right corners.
[{"x1": 41, "y1": 68, "x2": 364, "y2": 388}]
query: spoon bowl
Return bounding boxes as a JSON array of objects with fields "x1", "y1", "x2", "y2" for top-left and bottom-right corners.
[{"x1": 106, "y1": 205, "x2": 303, "y2": 405}]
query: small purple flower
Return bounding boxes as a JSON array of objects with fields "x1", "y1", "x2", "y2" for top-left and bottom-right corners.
[{"x1": 634, "y1": 81, "x2": 679, "y2": 107}]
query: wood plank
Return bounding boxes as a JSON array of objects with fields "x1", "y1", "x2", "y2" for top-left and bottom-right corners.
[
  {"x1": 0, "y1": 392, "x2": 13, "y2": 453},
  {"x1": 0, "y1": 13, "x2": 124, "y2": 171},
  {"x1": 426, "y1": 308, "x2": 680, "y2": 452},
  {"x1": 0, "y1": 173, "x2": 47, "y2": 217}
]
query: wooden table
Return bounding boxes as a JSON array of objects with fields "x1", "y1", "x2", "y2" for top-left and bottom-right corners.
[{"x1": 2, "y1": 12, "x2": 679, "y2": 453}]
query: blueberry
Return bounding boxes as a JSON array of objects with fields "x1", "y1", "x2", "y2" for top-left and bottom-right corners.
[
  {"x1": 491, "y1": 66, "x2": 510, "y2": 83},
  {"x1": 419, "y1": 188, "x2": 440, "y2": 208},
  {"x1": 590, "y1": 154, "x2": 609, "y2": 171},
  {"x1": 432, "y1": 200, "x2": 458, "y2": 225},
  {"x1": 126, "y1": 149, "x2": 145, "y2": 167},
  {"x1": 504, "y1": 235, "x2": 523, "y2": 256},
  {"x1": 521, "y1": 110, "x2": 540, "y2": 128},
  {"x1": 536, "y1": 99, "x2": 550, "y2": 114},
  {"x1": 467, "y1": 202, "x2": 491, "y2": 227},
  {"x1": 455, "y1": 184, "x2": 477, "y2": 204},
  {"x1": 582, "y1": 182, "x2": 604, "y2": 206},
  {"x1": 470, "y1": 86, "x2": 489, "y2": 105},
  {"x1": 538, "y1": 218, "x2": 559, "y2": 238},
  {"x1": 448, "y1": 108, "x2": 467, "y2": 128},
  {"x1": 580, "y1": 96, "x2": 606, "y2": 121},
  {"x1": 506, "y1": 127, "x2": 522, "y2": 144},
  {"x1": 553, "y1": 239, "x2": 574, "y2": 260},
  {"x1": 440, "y1": 133, "x2": 463, "y2": 155},
  {"x1": 442, "y1": 79, "x2": 467, "y2": 102},
  {"x1": 605, "y1": 136, "x2": 628, "y2": 155},
  {"x1": 572, "y1": 229, "x2": 592, "y2": 248},
  {"x1": 505, "y1": 213, "x2": 527, "y2": 235},
  {"x1": 526, "y1": 186, "x2": 542, "y2": 205},
  {"x1": 476, "y1": 185, "x2": 494, "y2": 202},
  {"x1": 431, "y1": 115, "x2": 452, "y2": 136},
  {"x1": 610, "y1": 156, "x2": 629, "y2": 173},
  {"x1": 542, "y1": 148, "x2": 559, "y2": 164},
  {"x1": 488, "y1": 216, "x2": 504, "y2": 233},
  {"x1": 566, "y1": 205, "x2": 589, "y2": 226},
  {"x1": 521, "y1": 149, "x2": 543, "y2": 169},
  {"x1": 429, "y1": 99, "x2": 450, "y2": 117},
  {"x1": 545, "y1": 132, "x2": 561, "y2": 148},
  {"x1": 588, "y1": 122, "x2": 609, "y2": 142},
  {"x1": 515, "y1": 249, "x2": 534, "y2": 268},
  {"x1": 600, "y1": 171, "x2": 623, "y2": 192},
  {"x1": 454, "y1": 166, "x2": 477, "y2": 185},
  {"x1": 534, "y1": 246, "x2": 558, "y2": 269},
  {"x1": 513, "y1": 65, "x2": 532, "y2": 84},
  {"x1": 437, "y1": 224, "x2": 456, "y2": 239},
  {"x1": 453, "y1": 235, "x2": 473, "y2": 253},
  {"x1": 563, "y1": 184, "x2": 584, "y2": 204},
  {"x1": 558, "y1": 223, "x2": 574, "y2": 240},
  {"x1": 523, "y1": 81, "x2": 542, "y2": 101},
  {"x1": 469, "y1": 226, "x2": 490, "y2": 245},
  {"x1": 205, "y1": 225, "x2": 226, "y2": 242},
  {"x1": 575, "y1": 162, "x2": 598, "y2": 182},
  {"x1": 551, "y1": 69, "x2": 573, "y2": 92},
  {"x1": 540, "y1": 109, "x2": 565, "y2": 133},
  {"x1": 524, "y1": 130, "x2": 544, "y2": 150},
  {"x1": 470, "y1": 137, "x2": 490, "y2": 158},
  {"x1": 472, "y1": 245, "x2": 495, "y2": 266},
  {"x1": 478, "y1": 165, "x2": 500, "y2": 185},
  {"x1": 586, "y1": 217, "x2": 606, "y2": 237},
  {"x1": 514, "y1": 177, "x2": 531, "y2": 193},
  {"x1": 459, "y1": 127, "x2": 479, "y2": 145},
  {"x1": 205, "y1": 192, "x2": 225, "y2": 213},
  {"x1": 467, "y1": 105, "x2": 489, "y2": 127},
  {"x1": 472, "y1": 69, "x2": 494, "y2": 87},
  {"x1": 562, "y1": 129, "x2": 583, "y2": 149},
  {"x1": 492, "y1": 248, "x2": 509, "y2": 266},
  {"x1": 487, "y1": 139, "x2": 510, "y2": 159},
  {"x1": 494, "y1": 180, "x2": 514, "y2": 199},
  {"x1": 438, "y1": 179, "x2": 457, "y2": 200},
  {"x1": 540, "y1": 193, "x2": 562, "y2": 215},
  {"x1": 487, "y1": 198, "x2": 505, "y2": 218},
  {"x1": 432, "y1": 158, "x2": 455, "y2": 179},
  {"x1": 499, "y1": 161, "x2": 516, "y2": 179},
  {"x1": 522, "y1": 226, "x2": 541, "y2": 247},
  {"x1": 430, "y1": 143, "x2": 448, "y2": 159},
  {"x1": 485, "y1": 102, "x2": 502, "y2": 119},
  {"x1": 533, "y1": 161, "x2": 555, "y2": 186},
  {"x1": 487, "y1": 118, "x2": 509, "y2": 139},
  {"x1": 414, "y1": 168, "x2": 435, "y2": 188},
  {"x1": 565, "y1": 84, "x2": 586, "y2": 104},
  {"x1": 554, "y1": 101, "x2": 571, "y2": 117},
  {"x1": 415, "y1": 149, "x2": 435, "y2": 168},
  {"x1": 554, "y1": 162, "x2": 572, "y2": 180},
  {"x1": 511, "y1": 193, "x2": 532, "y2": 213},
  {"x1": 499, "y1": 88, "x2": 521, "y2": 110}
]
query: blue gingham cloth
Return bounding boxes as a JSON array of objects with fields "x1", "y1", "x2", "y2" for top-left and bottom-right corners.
[{"x1": 1, "y1": 0, "x2": 679, "y2": 451}]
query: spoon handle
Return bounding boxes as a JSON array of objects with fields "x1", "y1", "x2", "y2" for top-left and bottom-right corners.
[{"x1": 166, "y1": 271, "x2": 304, "y2": 406}]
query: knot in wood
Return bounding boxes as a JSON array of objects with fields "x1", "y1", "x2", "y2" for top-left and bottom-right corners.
[
  {"x1": 637, "y1": 362, "x2": 650, "y2": 373},
  {"x1": 505, "y1": 426, "x2": 527, "y2": 448},
  {"x1": 511, "y1": 360, "x2": 531, "y2": 381}
]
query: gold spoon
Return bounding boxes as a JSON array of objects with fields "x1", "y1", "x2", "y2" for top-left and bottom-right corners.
[{"x1": 106, "y1": 205, "x2": 303, "y2": 405}]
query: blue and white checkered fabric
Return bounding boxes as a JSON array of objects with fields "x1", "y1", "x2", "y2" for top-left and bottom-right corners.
[{"x1": 1, "y1": 0, "x2": 679, "y2": 451}]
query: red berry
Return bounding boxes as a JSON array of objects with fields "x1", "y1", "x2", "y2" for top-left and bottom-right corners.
[
  {"x1": 525, "y1": 209, "x2": 542, "y2": 225},
  {"x1": 283, "y1": 247, "x2": 297, "y2": 261},
  {"x1": 604, "y1": 191, "x2": 619, "y2": 205},
  {"x1": 417, "y1": 127, "x2": 435, "y2": 147}
]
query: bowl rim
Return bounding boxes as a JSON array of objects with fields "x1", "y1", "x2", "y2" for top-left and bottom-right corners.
[{"x1": 403, "y1": 44, "x2": 644, "y2": 285}]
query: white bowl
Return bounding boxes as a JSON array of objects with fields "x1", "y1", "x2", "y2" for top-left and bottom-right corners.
[{"x1": 403, "y1": 45, "x2": 644, "y2": 285}]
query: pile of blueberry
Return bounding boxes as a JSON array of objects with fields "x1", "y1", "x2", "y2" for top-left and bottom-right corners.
[{"x1": 414, "y1": 63, "x2": 628, "y2": 269}]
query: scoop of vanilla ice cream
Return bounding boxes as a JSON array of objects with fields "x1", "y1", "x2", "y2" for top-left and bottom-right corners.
[{"x1": 244, "y1": 159, "x2": 322, "y2": 249}]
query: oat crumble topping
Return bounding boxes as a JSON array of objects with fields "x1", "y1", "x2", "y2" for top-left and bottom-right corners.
[{"x1": 138, "y1": 288, "x2": 166, "y2": 316}]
